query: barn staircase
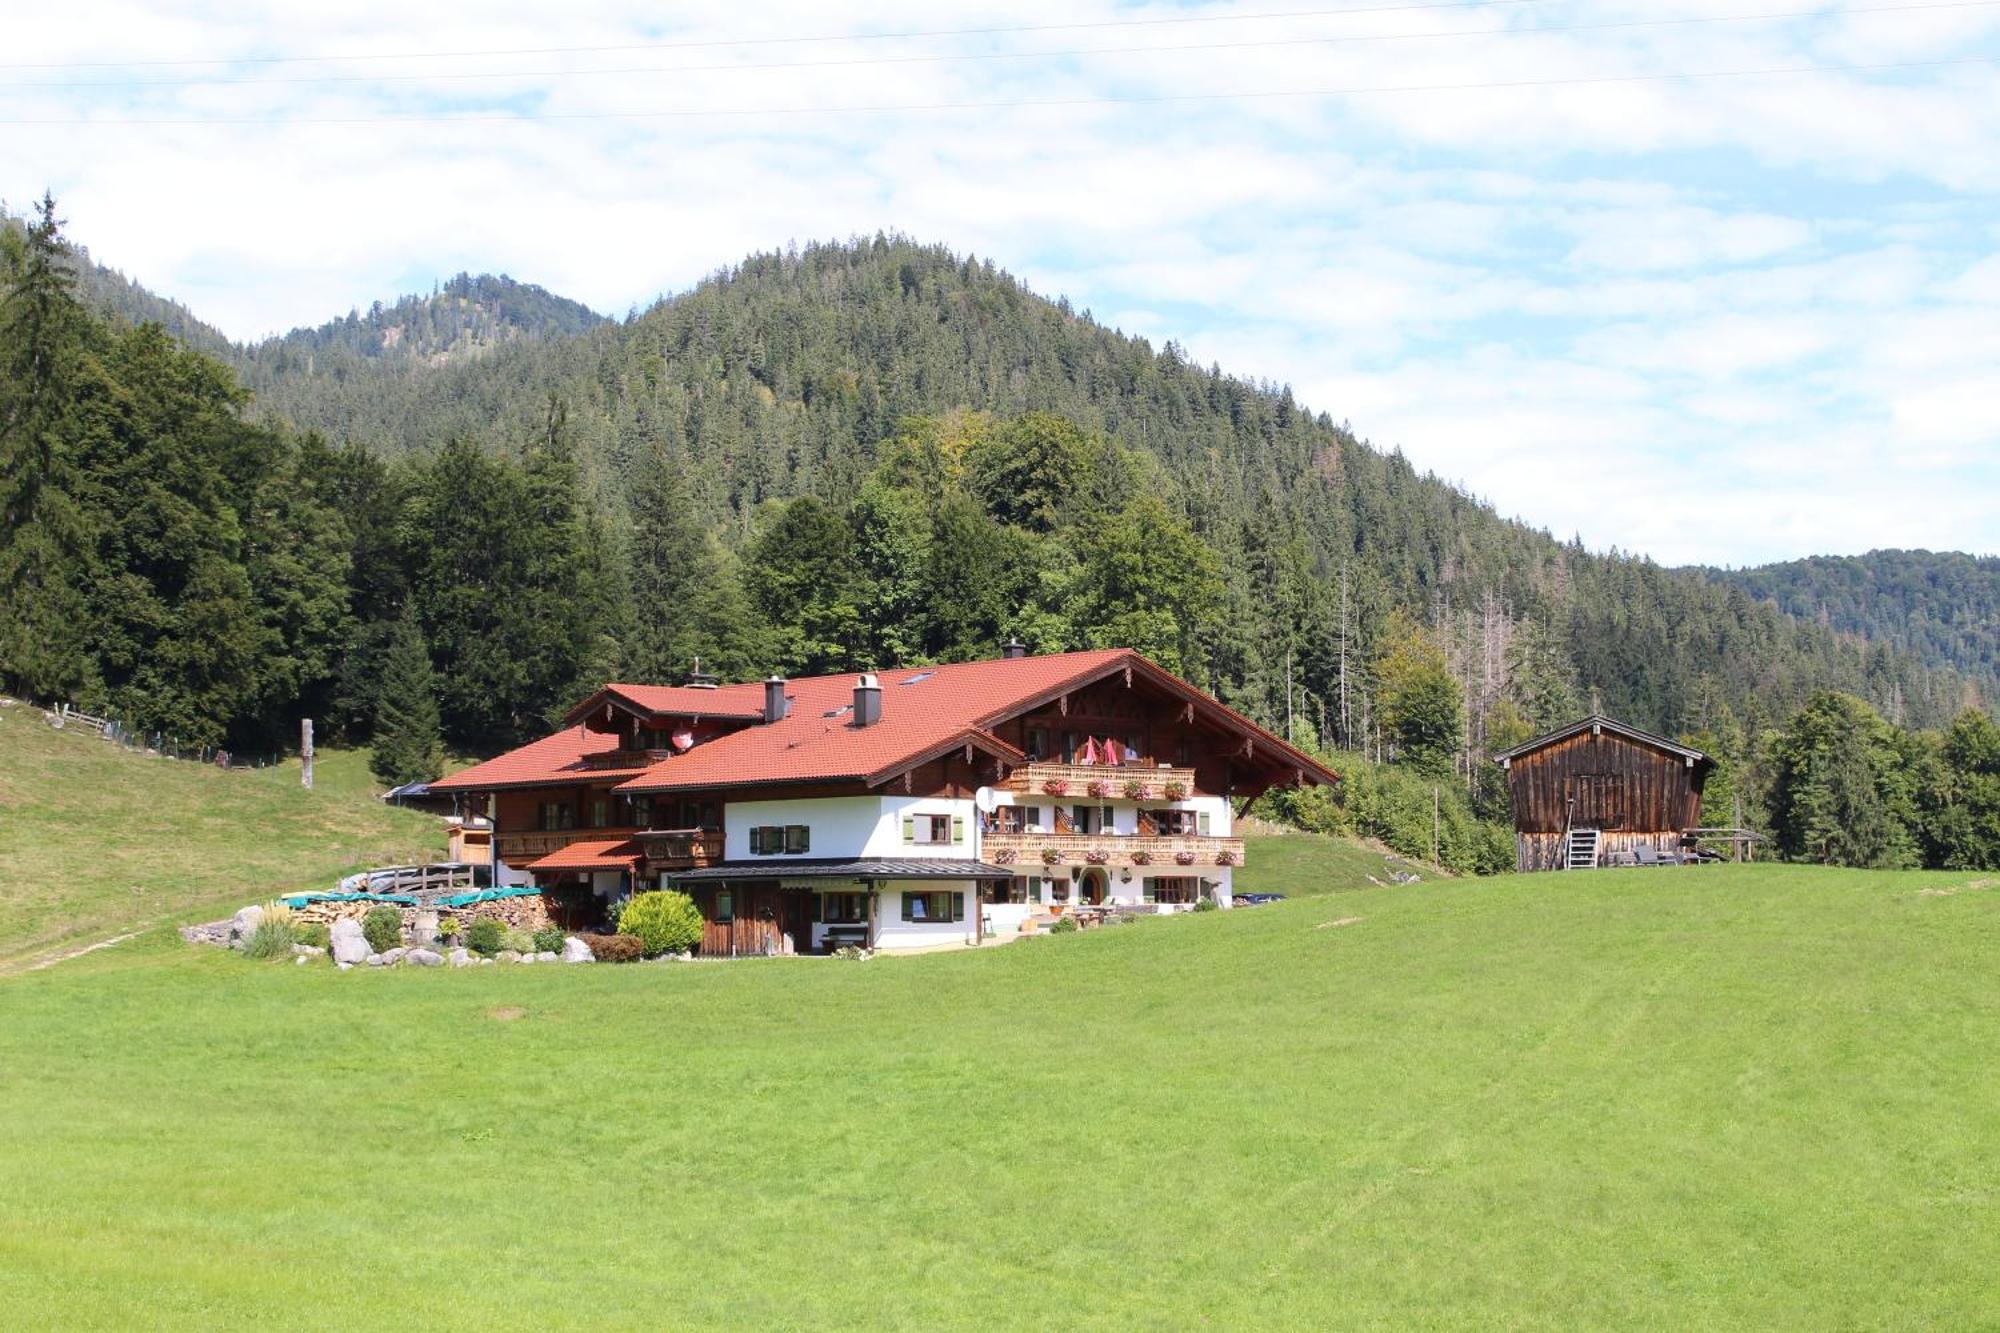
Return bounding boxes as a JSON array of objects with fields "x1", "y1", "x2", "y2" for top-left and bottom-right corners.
[{"x1": 1564, "y1": 827, "x2": 1602, "y2": 870}]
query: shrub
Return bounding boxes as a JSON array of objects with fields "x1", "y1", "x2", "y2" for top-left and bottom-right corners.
[
  {"x1": 503, "y1": 927, "x2": 535, "y2": 955},
  {"x1": 435, "y1": 915, "x2": 461, "y2": 943},
  {"x1": 579, "y1": 932, "x2": 644, "y2": 963},
  {"x1": 464, "y1": 917, "x2": 505, "y2": 957},
  {"x1": 1192, "y1": 898, "x2": 1220, "y2": 913},
  {"x1": 832, "y1": 944, "x2": 870, "y2": 960},
  {"x1": 1049, "y1": 916, "x2": 1079, "y2": 934},
  {"x1": 295, "y1": 922, "x2": 331, "y2": 950},
  {"x1": 242, "y1": 919, "x2": 300, "y2": 960},
  {"x1": 361, "y1": 905, "x2": 403, "y2": 953},
  {"x1": 531, "y1": 925, "x2": 566, "y2": 954},
  {"x1": 616, "y1": 890, "x2": 704, "y2": 956},
  {"x1": 260, "y1": 900, "x2": 298, "y2": 928}
]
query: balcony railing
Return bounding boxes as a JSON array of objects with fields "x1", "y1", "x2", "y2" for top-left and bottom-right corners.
[
  {"x1": 495, "y1": 827, "x2": 642, "y2": 863},
  {"x1": 1004, "y1": 761, "x2": 1198, "y2": 799},
  {"x1": 578, "y1": 748, "x2": 673, "y2": 770},
  {"x1": 633, "y1": 829, "x2": 726, "y2": 869},
  {"x1": 982, "y1": 831, "x2": 1243, "y2": 870}
]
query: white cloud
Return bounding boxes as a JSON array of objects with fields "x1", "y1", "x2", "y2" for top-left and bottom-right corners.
[{"x1": 2, "y1": 0, "x2": 1997, "y2": 563}]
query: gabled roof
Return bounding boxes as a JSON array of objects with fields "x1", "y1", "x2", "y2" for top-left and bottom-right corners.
[
  {"x1": 561, "y1": 682, "x2": 767, "y2": 727},
  {"x1": 436, "y1": 649, "x2": 1341, "y2": 798},
  {"x1": 429, "y1": 725, "x2": 654, "y2": 792},
  {"x1": 524, "y1": 837, "x2": 643, "y2": 871},
  {"x1": 1493, "y1": 714, "x2": 1712, "y2": 766}
]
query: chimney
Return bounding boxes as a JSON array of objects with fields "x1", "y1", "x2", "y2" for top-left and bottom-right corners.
[
  {"x1": 1002, "y1": 638, "x2": 1028, "y2": 660},
  {"x1": 763, "y1": 675, "x2": 789, "y2": 724},
  {"x1": 853, "y1": 673, "x2": 882, "y2": 727}
]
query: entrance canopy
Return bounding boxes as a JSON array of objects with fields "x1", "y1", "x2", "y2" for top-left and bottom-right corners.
[
  {"x1": 524, "y1": 837, "x2": 642, "y2": 872},
  {"x1": 664, "y1": 857, "x2": 1014, "y2": 883}
]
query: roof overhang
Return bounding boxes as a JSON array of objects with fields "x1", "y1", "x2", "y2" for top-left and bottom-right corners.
[
  {"x1": 1492, "y1": 714, "x2": 1713, "y2": 768},
  {"x1": 864, "y1": 727, "x2": 1027, "y2": 788},
  {"x1": 974, "y1": 653, "x2": 1341, "y2": 789},
  {"x1": 523, "y1": 837, "x2": 643, "y2": 872},
  {"x1": 663, "y1": 858, "x2": 1015, "y2": 882},
  {"x1": 560, "y1": 685, "x2": 763, "y2": 729}
]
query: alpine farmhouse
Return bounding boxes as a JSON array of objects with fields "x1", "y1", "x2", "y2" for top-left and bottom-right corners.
[{"x1": 429, "y1": 646, "x2": 1339, "y2": 954}]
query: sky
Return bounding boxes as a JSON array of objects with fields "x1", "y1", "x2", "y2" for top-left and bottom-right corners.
[{"x1": 4, "y1": 1, "x2": 1998, "y2": 568}]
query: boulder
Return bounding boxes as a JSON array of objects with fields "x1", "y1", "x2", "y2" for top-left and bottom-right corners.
[
  {"x1": 411, "y1": 912, "x2": 439, "y2": 947},
  {"x1": 407, "y1": 948, "x2": 443, "y2": 967},
  {"x1": 478, "y1": 957, "x2": 494, "y2": 965},
  {"x1": 496, "y1": 949, "x2": 522, "y2": 963},
  {"x1": 330, "y1": 918, "x2": 369, "y2": 966},
  {"x1": 365, "y1": 952, "x2": 385, "y2": 966},
  {"x1": 561, "y1": 936, "x2": 594, "y2": 963},
  {"x1": 517, "y1": 952, "x2": 538, "y2": 964},
  {"x1": 534, "y1": 950, "x2": 558, "y2": 963},
  {"x1": 229, "y1": 904, "x2": 265, "y2": 942},
  {"x1": 292, "y1": 944, "x2": 326, "y2": 957},
  {"x1": 448, "y1": 948, "x2": 472, "y2": 968},
  {"x1": 380, "y1": 947, "x2": 408, "y2": 966},
  {"x1": 294, "y1": 955, "x2": 309, "y2": 966},
  {"x1": 336, "y1": 961, "x2": 353, "y2": 972}
]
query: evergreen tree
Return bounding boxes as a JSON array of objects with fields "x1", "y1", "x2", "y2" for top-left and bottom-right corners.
[
  {"x1": 370, "y1": 612, "x2": 444, "y2": 786},
  {"x1": 1765, "y1": 691, "x2": 1917, "y2": 868},
  {"x1": 1373, "y1": 611, "x2": 1464, "y2": 775},
  {"x1": 624, "y1": 437, "x2": 710, "y2": 682}
]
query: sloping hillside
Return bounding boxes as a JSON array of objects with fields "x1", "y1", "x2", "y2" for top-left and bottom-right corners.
[
  {"x1": 1713, "y1": 549, "x2": 2000, "y2": 701},
  {"x1": 0, "y1": 703, "x2": 439, "y2": 970}
]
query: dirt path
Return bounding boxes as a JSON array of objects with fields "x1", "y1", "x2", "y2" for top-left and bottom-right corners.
[{"x1": 7, "y1": 931, "x2": 143, "y2": 976}]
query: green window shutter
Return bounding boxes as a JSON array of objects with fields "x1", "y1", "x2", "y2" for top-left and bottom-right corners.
[
  {"x1": 1197, "y1": 811, "x2": 1212, "y2": 836},
  {"x1": 811, "y1": 895, "x2": 822, "y2": 923},
  {"x1": 951, "y1": 815, "x2": 965, "y2": 843},
  {"x1": 902, "y1": 816, "x2": 916, "y2": 843},
  {"x1": 901, "y1": 893, "x2": 915, "y2": 922}
]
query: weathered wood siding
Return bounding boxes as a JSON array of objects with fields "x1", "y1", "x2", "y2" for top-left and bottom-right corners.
[{"x1": 1504, "y1": 727, "x2": 1708, "y2": 874}]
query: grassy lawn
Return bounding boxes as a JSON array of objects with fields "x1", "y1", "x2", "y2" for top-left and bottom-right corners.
[
  {"x1": 3, "y1": 854, "x2": 1998, "y2": 1328},
  {"x1": 0, "y1": 705, "x2": 440, "y2": 970}
]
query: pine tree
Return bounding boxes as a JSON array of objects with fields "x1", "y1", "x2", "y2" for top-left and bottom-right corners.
[
  {"x1": 370, "y1": 613, "x2": 444, "y2": 786},
  {"x1": 624, "y1": 437, "x2": 710, "y2": 682}
]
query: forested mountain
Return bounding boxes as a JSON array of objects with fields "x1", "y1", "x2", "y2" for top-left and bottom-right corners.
[{"x1": 1712, "y1": 551, "x2": 2000, "y2": 703}]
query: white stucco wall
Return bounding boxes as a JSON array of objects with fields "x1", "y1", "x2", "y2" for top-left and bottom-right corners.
[
  {"x1": 873, "y1": 881, "x2": 979, "y2": 950},
  {"x1": 981, "y1": 788, "x2": 1232, "y2": 836},
  {"x1": 722, "y1": 795, "x2": 980, "y2": 862}
]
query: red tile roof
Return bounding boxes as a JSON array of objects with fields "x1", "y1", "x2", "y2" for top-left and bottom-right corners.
[
  {"x1": 428, "y1": 725, "x2": 654, "y2": 792},
  {"x1": 435, "y1": 649, "x2": 1339, "y2": 797},
  {"x1": 561, "y1": 682, "x2": 766, "y2": 726},
  {"x1": 524, "y1": 837, "x2": 643, "y2": 871}
]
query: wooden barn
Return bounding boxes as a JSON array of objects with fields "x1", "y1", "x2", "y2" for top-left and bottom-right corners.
[{"x1": 1494, "y1": 716, "x2": 1714, "y2": 871}]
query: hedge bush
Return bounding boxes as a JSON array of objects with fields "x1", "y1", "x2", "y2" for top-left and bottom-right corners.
[
  {"x1": 503, "y1": 927, "x2": 535, "y2": 955},
  {"x1": 294, "y1": 921, "x2": 331, "y2": 950},
  {"x1": 464, "y1": 917, "x2": 505, "y2": 957},
  {"x1": 531, "y1": 925, "x2": 566, "y2": 954},
  {"x1": 616, "y1": 890, "x2": 704, "y2": 956},
  {"x1": 361, "y1": 905, "x2": 403, "y2": 953},
  {"x1": 1048, "y1": 916, "x2": 1079, "y2": 934},
  {"x1": 578, "y1": 932, "x2": 644, "y2": 963}
]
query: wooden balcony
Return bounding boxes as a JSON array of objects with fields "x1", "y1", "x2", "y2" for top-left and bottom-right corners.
[
  {"x1": 495, "y1": 827, "x2": 642, "y2": 863},
  {"x1": 982, "y1": 831, "x2": 1243, "y2": 870},
  {"x1": 1004, "y1": 761, "x2": 1198, "y2": 799},
  {"x1": 633, "y1": 829, "x2": 726, "y2": 869},
  {"x1": 578, "y1": 748, "x2": 673, "y2": 770}
]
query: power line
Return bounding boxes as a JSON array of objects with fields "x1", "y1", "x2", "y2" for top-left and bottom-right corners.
[
  {"x1": 4, "y1": 54, "x2": 1991, "y2": 127},
  {"x1": 0, "y1": 1, "x2": 1559, "y2": 71},
  {"x1": 12, "y1": 1, "x2": 1995, "y2": 92}
]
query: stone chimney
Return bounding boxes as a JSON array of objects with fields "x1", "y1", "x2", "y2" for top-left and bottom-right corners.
[
  {"x1": 853, "y1": 673, "x2": 882, "y2": 727},
  {"x1": 763, "y1": 675, "x2": 789, "y2": 724},
  {"x1": 1002, "y1": 638, "x2": 1028, "y2": 660}
]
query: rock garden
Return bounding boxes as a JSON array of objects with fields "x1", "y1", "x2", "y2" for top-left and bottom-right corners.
[{"x1": 182, "y1": 888, "x2": 711, "y2": 971}]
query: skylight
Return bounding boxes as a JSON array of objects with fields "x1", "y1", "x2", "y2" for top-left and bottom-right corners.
[{"x1": 900, "y1": 672, "x2": 935, "y2": 686}]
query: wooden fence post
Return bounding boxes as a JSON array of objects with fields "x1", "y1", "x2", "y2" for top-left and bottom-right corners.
[{"x1": 301, "y1": 718, "x2": 314, "y2": 790}]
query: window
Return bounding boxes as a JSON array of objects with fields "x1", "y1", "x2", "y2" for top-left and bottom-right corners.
[
  {"x1": 538, "y1": 801, "x2": 575, "y2": 832},
  {"x1": 1151, "y1": 809, "x2": 1213, "y2": 837},
  {"x1": 749, "y1": 825, "x2": 810, "y2": 855},
  {"x1": 714, "y1": 890, "x2": 734, "y2": 923},
  {"x1": 993, "y1": 806, "x2": 1042, "y2": 834},
  {"x1": 901, "y1": 889, "x2": 965, "y2": 923},
  {"x1": 816, "y1": 892, "x2": 867, "y2": 923},
  {"x1": 983, "y1": 878, "x2": 1029, "y2": 904},
  {"x1": 1026, "y1": 728, "x2": 1049, "y2": 761},
  {"x1": 1145, "y1": 877, "x2": 1201, "y2": 904},
  {"x1": 587, "y1": 797, "x2": 609, "y2": 829},
  {"x1": 902, "y1": 813, "x2": 962, "y2": 845},
  {"x1": 1070, "y1": 805, "x2": 1115, "y2": 835}
]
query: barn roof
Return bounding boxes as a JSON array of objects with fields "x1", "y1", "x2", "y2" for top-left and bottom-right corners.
[{"x1": 1492, "y1": 714, "x2": 1712, "y2": 767}]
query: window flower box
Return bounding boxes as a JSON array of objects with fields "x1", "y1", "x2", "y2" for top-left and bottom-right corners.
[
  {"x1": 1086, "y1": 778, "x2": 1113, "y2": 799},
  {"x1": 1042, "y1": 848, "x2": 1063, "y2": 865},
  {"x1": 1174, "y1": 850, "x2": 1198, "y2": 866},
  {"x1": 1121, "y1": 777, "x2": 1153, "y2": 801},
  {"x1": 1214, "y1": 849, "x2": 1237, "y2": 866},
  {"x1": 1041, "y1": 777, "x2": 1070, "y2": 796},
  {"x1": 1130, "y1": 850, "x2": 1153, "y2": 866},
  {"x1": 1084, "y1": 849, "x2": 1109, "y2": 865},
  {"x1": 992, "y1": 849, "x2": 1016, "y2": 865},
  {"x1": 1161, "y1": 780, "x2": 1190, "y2": 802}
]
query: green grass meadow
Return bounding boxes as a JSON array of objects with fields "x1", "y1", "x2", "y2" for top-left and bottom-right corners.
[
  {"x1": 0, "y1": 707, "x2": 439, "y2": 971},
  {"x1": 5, "y1": 715, "x2": 2000, "y2": 1327}
]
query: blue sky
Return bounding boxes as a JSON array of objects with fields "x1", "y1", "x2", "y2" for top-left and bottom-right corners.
[{"x1": 5, "y1": 0, "x2": 1997, "y2": 567}]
